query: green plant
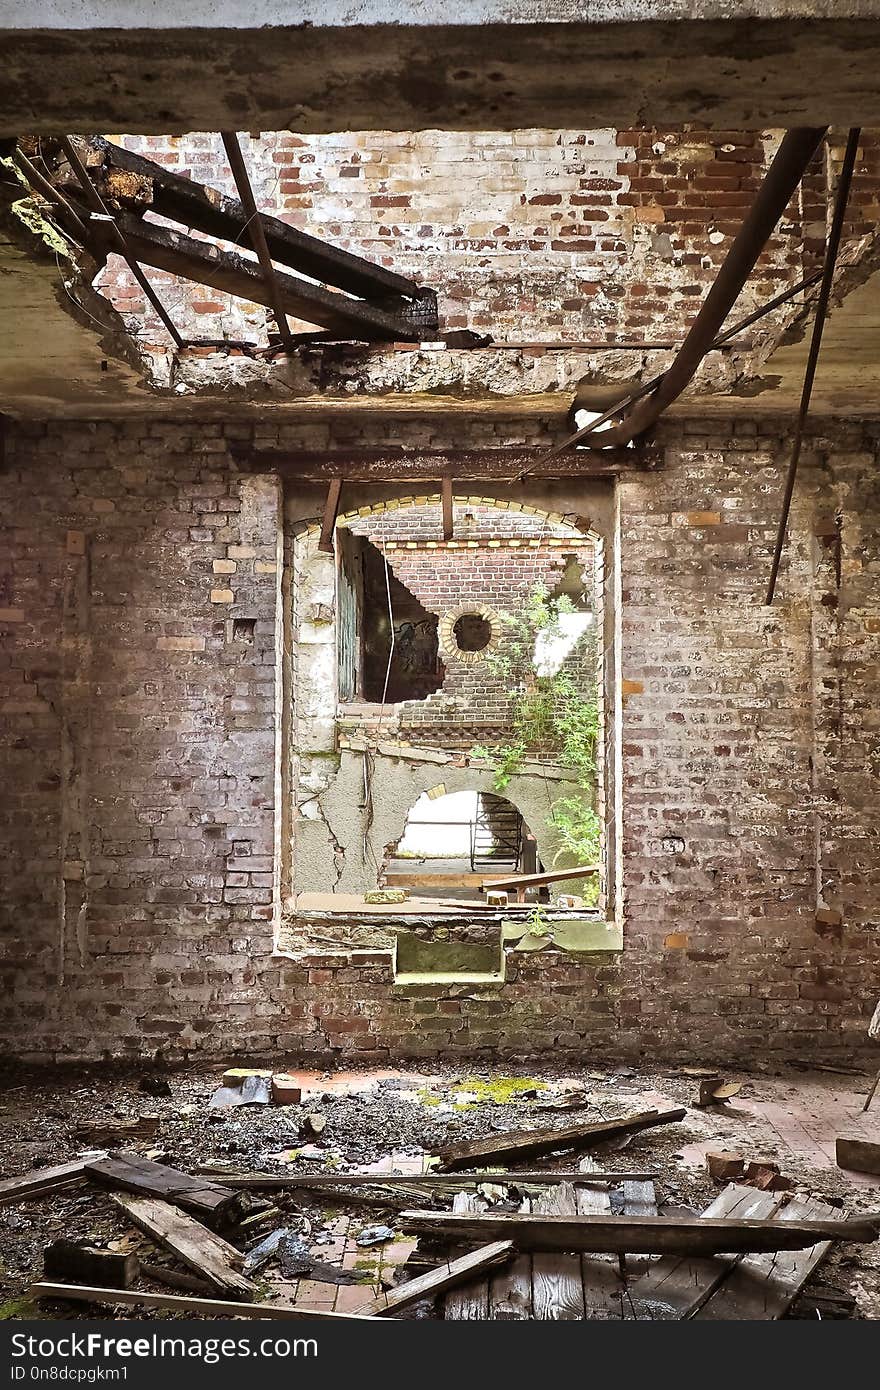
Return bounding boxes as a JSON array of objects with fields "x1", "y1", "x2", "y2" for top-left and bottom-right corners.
[{"x1": 474, "y1": 587, "x2": 600, "y2": 901}]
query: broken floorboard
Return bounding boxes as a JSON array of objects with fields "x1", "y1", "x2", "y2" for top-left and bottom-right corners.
[
  {"x1": 622, "y1": 1184, "x2": 787, "y2": 1320},
  {"x1": 694, "y1": 1195, "x2": 838, "y2": 1320},
  {"x1": 219, "y1": 1170, "x2": 657, "y2": 1190},
  {"x1": 435, "y1": 1108, "x2": 687, "y2": 1170},
  {"x1": 400, "y1": 1210, "x2": 879, "y2": 1256},
  {"x1": 356, "y1": 1240, "x2": 514, "y2": 1316},
  {"x1": 86, "y1": 1153, "x2": 244, "y2": 1228},
  {"x1": 29, "y1": 1283, "x2": 372, "y2": 1322},
  {"x1": 110, "y1": 1194, "x2": 256, "y2": 1299}
]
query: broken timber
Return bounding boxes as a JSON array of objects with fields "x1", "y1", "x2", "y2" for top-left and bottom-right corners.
[
  {"x1": 109, "y1": 215, "x2": 417, "y2": 342},
  {"x1": 0, "y1": 1160, "x2": 88, "y2": 1205},
  {"x1": 435, "y1": 1108, "x2": 686, "y2": 1170},
  {"x1": 30, "y1": 1282, "x2": 371, "y2": 1322},
  {"x1": 44, "y1": 1240, "x2": 138, "y2": 1290},
  {"x1": 85, "y1": 1153, "x2": 244, "y2": 1228},
  {"x1": 398, "y1": 1210, "x2": 880, "y2": 1255},
  {"x1": 233, "y1": 446, "x2": 661, "y2": 483},
  {"x1": 110, "y1": 1193, "x2": 256, "y2": 1299},
  {"x1": 836, "y1": 1137, "x2": 880, "y2": 1176},
  {"x1": 356, "y1": 1241, "x2": 514, "y2": 1316},
  {"x1": 84, "y1": 137, "x2": 431, "y2": 312},
  {"x1": 217, "y1": 1170, "x2": 656, "y2": 1189}
]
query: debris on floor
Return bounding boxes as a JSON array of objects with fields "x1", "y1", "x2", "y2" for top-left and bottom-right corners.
[{"x1": 1, "y1": 1064, "x2": 878, "y2": 1321}]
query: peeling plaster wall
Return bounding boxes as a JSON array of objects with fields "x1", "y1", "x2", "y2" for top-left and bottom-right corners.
[{"x1": 0, "y1": 413, "x2": 878, "y2": 1065}]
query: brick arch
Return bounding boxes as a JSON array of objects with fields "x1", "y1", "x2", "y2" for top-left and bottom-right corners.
[{"x1": 300, "y1": 491, "x2": 599, "y2": 544}]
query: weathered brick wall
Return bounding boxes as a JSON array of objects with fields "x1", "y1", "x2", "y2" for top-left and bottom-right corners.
[
  {"x1": 1, "y1": 415, "x2": 877, "y2": 1064},
  {"x1": 96, "y1": 128, "x2": 880, "y2": 346}
]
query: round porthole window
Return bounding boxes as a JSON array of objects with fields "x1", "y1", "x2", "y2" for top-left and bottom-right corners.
[{"x1": 439, "y1": 606, "x2": 502, "y2": 663}]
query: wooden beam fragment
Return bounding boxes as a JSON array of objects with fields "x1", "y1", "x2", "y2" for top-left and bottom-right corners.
[
  {"x1": 435, "y1": 1108, "x2": 687, "y2": 1171},
  {"x1": 836, "y1": 1137, "x2": 880, "y2": 1176},
  {"x1": 356, "y1": 1240, "x2": 514, "y2": 1316},
  {"x1": 0, "y1": 1160, "x2": 88, "y2": 1205},
  {"x1": 30, "y1": 1282, "x2": 371, "y2": 1322},
  {"x1": 398, "y1": 1209, "x2": 880, "y2": 1255},
  {"x1": 85, "y1": 1153, "x2": 244, "y2": 1227},
  {"x1": 113, "y1": 214, "x2": 419, "y2": 341},
  {"x1": 110, "y1": 1193, "x2": 255, "y2": 1298},
  {"x1": 217, "y1": 1169, "x2": 656, "y2": 1190},
  {"x1": 87, "y1": 136, "x2": 426, "y2": 305},
  {"x1": 44, "y1": 1240, "x2": 138, "y2": 1290}
]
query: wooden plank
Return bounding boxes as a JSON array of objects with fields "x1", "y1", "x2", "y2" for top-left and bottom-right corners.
[
  {"x1": 30, "y1": 1282, "x2": 371, "y2": 1322},
  {"x1": 441, "y1": 475, "x2": 454, "y2": 541},
  {"x1": 620, "y1": 1178, "x2": 659, "y2": 1281},
  {"x1": 837, "y1": 1137, "x2": 880, "y2": 1176},
  {"x1": 575, "y1": 1161, "x2": 624, "y2": 1320},
  {"x1": 445, "y1": 1194, "x2": 490, "y2": 1320},
  {"x1": 0, "y1": 1161, "x2": 87, "y2": 1205},
  {"x1": 694, "y1": 1196, "x2": 839, "y2": 1320},
  {"x1": 111, "y1": 1194, "x2": 255, "y2": 1299},
  {"x1": 398, "y1": 1209, "x2": 879, "y2": 1255},
  {"x1": 481, "y1": 864, "x2": 599, "y2": 897},
  {"x1": 220, "y1": 1169, "x2": 656, "y2": 1190},
  {"x1": 623, "y1": 1185, "x2": 788, "y2": 1320},
  {"x1": 89, "y1": 136, "x2": 424, "y2": 302},
  {"x1": 86, "y1": 1153, "x2": 243, "y2": 1227},
  {"x1": 488, "y1": 1196, "x2": 533, "y2": 1321},
  {"x1": 356, "y1": 1241, "x2": 514, "y2": 1316},
  {"x1": 383, "y1": 873, "x2": 491, "y2": 890},
  {"x1": 114, "y1": 215, "x2": 417, "y2": 341},
  {"x1": 531, "y1": 1184, "x2": 585, "y2": 1320},
  {"x1": 436, "y1": 1107, "x2": 687, "y2": 1170}
]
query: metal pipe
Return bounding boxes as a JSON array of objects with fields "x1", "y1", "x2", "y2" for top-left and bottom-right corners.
[
  {"x1": 765, "y1": 128, "x2": 860, "y2": 605},
  {"x1": 220, "y1": 131, "x2": 295, "y2": 351},
  {"x1": 573, "y1": 127, "x2": 828, "y2": 450},
  {"x1": 540, "y1": 268, "x2": 826, "y2": 466},
  {"x1": 59, "y1": 136, "x2": 184, "y2": 349}
]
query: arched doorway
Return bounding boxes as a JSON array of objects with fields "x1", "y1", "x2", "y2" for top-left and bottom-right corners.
[{"x1": 385, "y1": 788, "x2": 540, "y2": 901}]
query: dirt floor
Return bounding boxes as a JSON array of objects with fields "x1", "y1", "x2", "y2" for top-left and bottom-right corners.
[{"x1": 1, "y1": 1061, "x2": 878, "y2": 1320}]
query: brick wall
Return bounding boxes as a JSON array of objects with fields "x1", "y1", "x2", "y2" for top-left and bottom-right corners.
[
  {"x1": 96, "y1": 128, "x2": 880, "y2": 347},
  {"x1": 1, "y1": 414, "x2": 878, "y2": 1064}
]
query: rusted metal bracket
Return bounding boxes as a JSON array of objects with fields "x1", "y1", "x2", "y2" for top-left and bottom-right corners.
[
  {"x1": 765, "y1": 127, "x2": 860, "y2": 605},
  {"x1": 318, "y1": 479, "x2": 343, "y2": 553},
  {"x1": 58, "y1": 136, "x2": 184, "y2": 349},
  {"x1": 220, "y1": 131, "x2": 295, "y2": 351}
]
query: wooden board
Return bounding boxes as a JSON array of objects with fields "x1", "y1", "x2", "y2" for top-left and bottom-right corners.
[
  {"x1": 445, "y1": 1194, "x2": 490, "y2": 1320},
  {"x1": 30, "y1": 1281, "x2": 371, "y2": 1322},
  {"x1": 221, "y1": 1169, "x2": 656, "y2": 1190},
  {"x1": 837, "y1": 1137, "x2": 880, "y2": 1176},
  {"x1": 356, "y1": 1241, "x2": 514, "y2": 1316},
  {"x1": 488, "y1": 1196, "x2": 533, "y2": 1321},
  {"x1": 694, "y1": 1196, "x2": 838, "y2": 1320},
  {"x1": 575, "y1": 1156, "x2": 625, "y2": 1319},
  {"x1": 398, "y1": 1209, "x2": 878, "y2": 1255},
  {"x1": 44, "y1": 1240, "x2": 138, "y2": 1290},
  {"x1": 111, "y1": 1194, "x2": 255, "y2": 1299},
  {"x1": 531, "y1": 1184, "x2": 585, "y2": 1320},
  {"x1": 436, "y1": 1107, "x2": 686, "y2": 1170},
  {"x1": 0, "y1": 1160, "x2": 88, "y2": 1205},
  {"x1": 623, "y1": 1185, "x2": 787, "y2": 1320},
  {"x1": 87, "y1": 1154, "x2": 243, "y2": 1227}
]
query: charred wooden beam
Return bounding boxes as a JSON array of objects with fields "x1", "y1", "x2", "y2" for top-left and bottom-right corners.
[
  {"x1": 110, "y1": 213, "x2": 421, "y2": 340},
  {"x1": 59, "y1": 136, "x2": 184, "y2": 349},
  {"x1": 441, "y1": 474, "x2": 454, "y2": 539},
  {"x1": 220, "y1": 131, "x2": 295, "y2": 351},
  {"x1": 231, "y1": 446, "x2": 660, "y2": 482},
  {"x1": 85, "y1": 136, "x2": 435, "y2": 328}
]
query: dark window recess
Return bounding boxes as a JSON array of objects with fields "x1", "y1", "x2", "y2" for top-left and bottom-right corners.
[
  {"x1": 337, "y1": 530, "x2": 444, "y2": 704},
  {"x1": 232, "y1": 617, "x2": 256, "y2": 643},
  {"x1": 453, "y1": 612, "x2": 492, "y2": 652}
]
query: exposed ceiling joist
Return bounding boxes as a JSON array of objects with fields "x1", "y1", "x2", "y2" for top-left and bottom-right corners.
[{"x1": 232, "y1": 447, "x2": 659, "y2": 482}]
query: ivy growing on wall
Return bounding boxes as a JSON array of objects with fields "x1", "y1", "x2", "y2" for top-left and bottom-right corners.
[{"x1": 473, "y1": 585, "x2": 601, "y2": 892}]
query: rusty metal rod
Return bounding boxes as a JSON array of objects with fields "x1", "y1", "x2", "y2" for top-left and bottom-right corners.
[
  {"x1": 765, "y1": 128, "x2": 860, "y2": 605},
  {"x1": 539, "y1": 267, "x2": 827, "y2": 467},
  {"x1": 318, "y1": 479, "x2": 343, "y2": 553},
  {"x1": 59, "y1": 136, "x2": 184, "y2": 349},
  {"x1": 571, "y1": 127, "x2": 828, "y2": 451},
  {"x1": 220, "y1": 131, "x2": 295, "y2": 351},
  {"x1": 13, "y1": 148, "x2": 89, "y2": 243}
]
